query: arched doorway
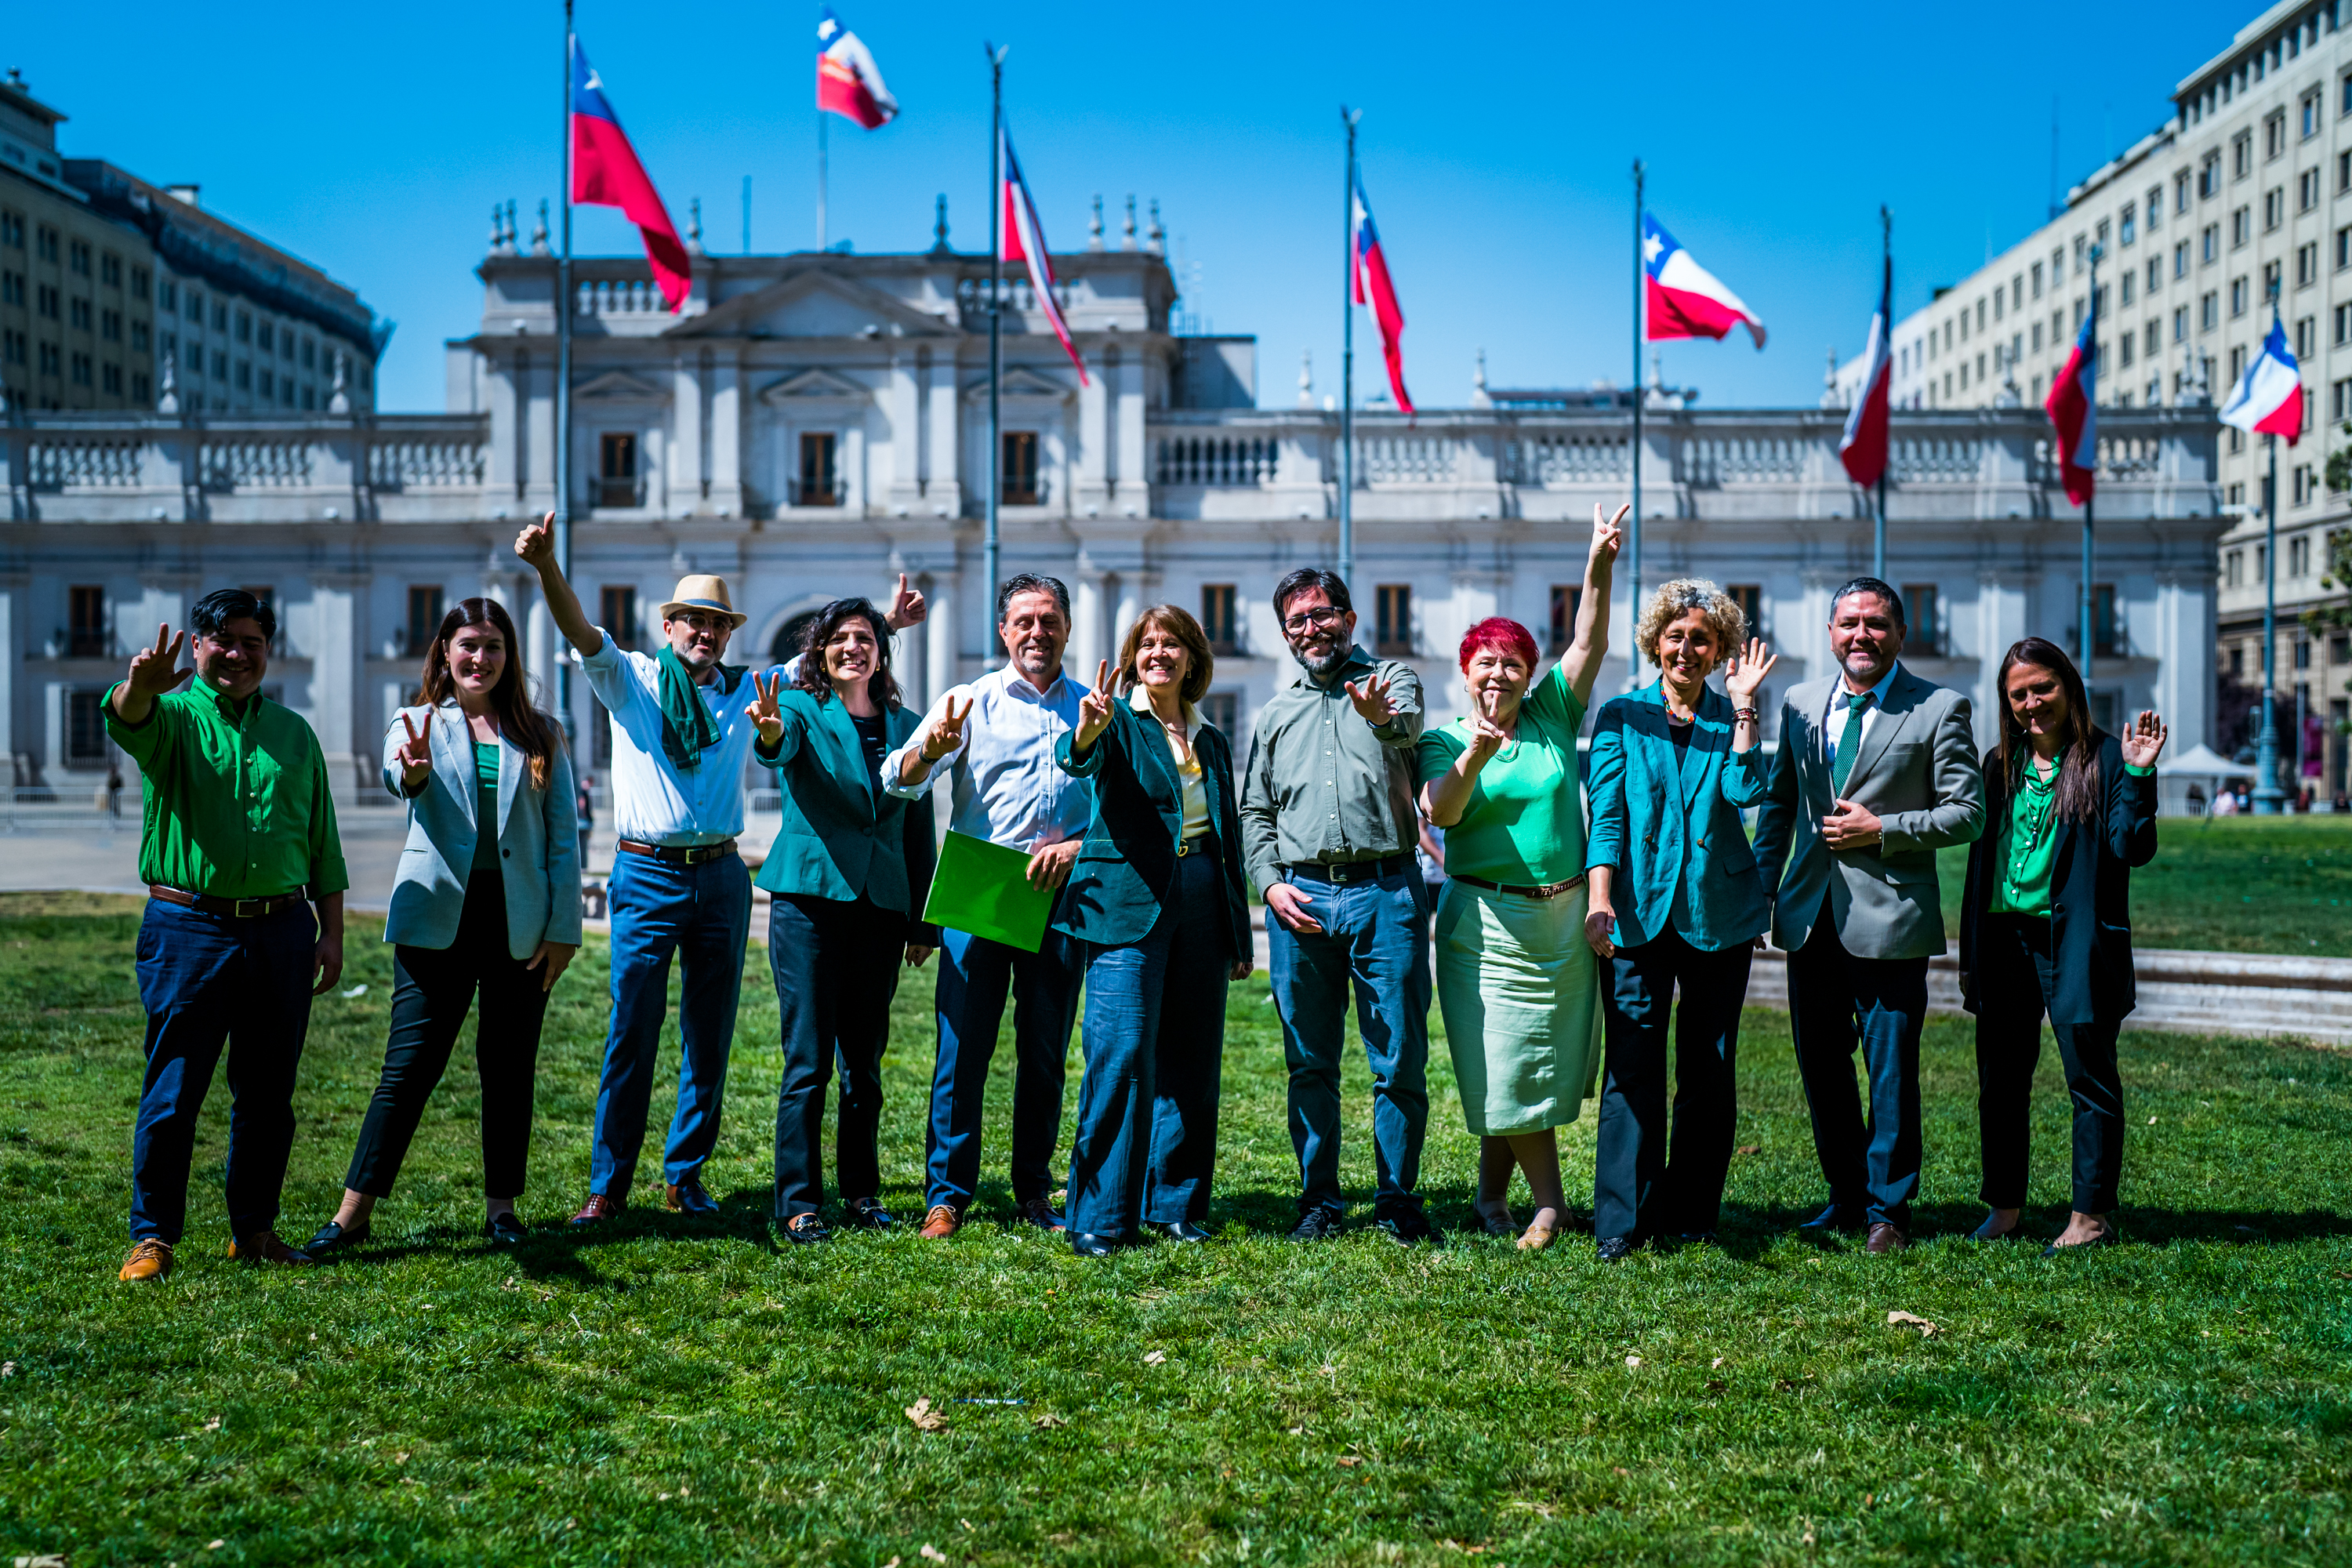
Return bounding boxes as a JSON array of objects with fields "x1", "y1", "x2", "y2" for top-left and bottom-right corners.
[{"x1": 771, "y1": 610, "x2": 821, "y2": 663}]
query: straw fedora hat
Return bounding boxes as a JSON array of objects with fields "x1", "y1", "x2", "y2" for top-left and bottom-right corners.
[{"x1": 658, "y1": 574, "x2": 748, "y2": 628}]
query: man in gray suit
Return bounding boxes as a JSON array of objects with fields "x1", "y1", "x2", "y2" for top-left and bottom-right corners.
[{"x1": 1755, "y1": 578, "x2": 1984, "y2": 1252}]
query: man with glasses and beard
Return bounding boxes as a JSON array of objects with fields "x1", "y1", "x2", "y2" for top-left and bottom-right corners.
[
  {"x1": 884, "y1": 575, "x2": 1092, "y2": 1239},
  {"x1": 1242, "y1": 569, "x2": 1433, "y2": 1244}
]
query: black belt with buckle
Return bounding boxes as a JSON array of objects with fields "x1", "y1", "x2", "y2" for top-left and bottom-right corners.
[
  {"x1": 149, "y1": 884, "x2": 308, "y2": 918},
  {"x1": 617, "y1": 837, "x2": 739, "y2": 866},
  {"x1": 1283, "y1": 854, "x2": 1412, "y2": 886},
  {"x1": 1451, "y1": 872, "x2": 1586, "y2": 900}
]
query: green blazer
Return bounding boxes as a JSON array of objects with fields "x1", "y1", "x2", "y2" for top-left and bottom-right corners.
[
  {"x1": 1052, "y1": 698, "x2": 1250, "y2": 956},
  {"x1": 1584, "y1": 681, "x2": 1770, "y2": 952},
  {"x1": 754, "y1": 690, "x2": 937, "y2": 933}
]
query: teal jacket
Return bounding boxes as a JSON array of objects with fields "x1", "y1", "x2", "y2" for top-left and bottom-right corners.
[
  {"x1": 753, "y1": 689, "x2": 937, "y2": 934},
  {"x1": 1052, "y1": 698, "x2": 1250, "y2": 956},
  {"x1": 1584, "y1": 681, "x2": 1770, "y2": 952}
]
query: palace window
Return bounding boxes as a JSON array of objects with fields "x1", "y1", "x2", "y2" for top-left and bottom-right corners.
[
  {"x1": 67, "y1": 691, "x2": 110, "y2": 767},
  {"x1": 1000, "y1": 431, "x2": 1040, "y2": 505},
  {"x1": 1548, "y1": 585, "x2": 1582, "y2": 652},
  {"x1": 406, "y1": 586, "x2": 445, "y2": 657},
  {"x1": 1902, "y1": 585, "x2": 1939, "y2": 656},
  {"x1": 68, "y1": 585, "x2": 107, "y2": 658},
  {"x1": 1200, "y1": 583, "x2": 1239, "y2": 655},
  {"x1": 797, "y1": 431, "x2": 839, "y2": 506},
  {"x1": 601, "y1": 586, "x2": 638, "y2": 648},
  {"x1": 598, "y1": 431, "x2": 638, "y2": 508},
  {"x1": 1374, "y1": 584, "x2": 1413, "y2": 658},
  {"x1": 2092, "y1": 586, "x2": 2120, "y2": 659},
  {"x1": 2121, "y1": 201, "x2": 2136, "y2": 245}
]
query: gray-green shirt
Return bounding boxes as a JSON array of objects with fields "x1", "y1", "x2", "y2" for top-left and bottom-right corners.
[{"x1": 1240, "y1": 646, "x2": 1424, "y2": 892}]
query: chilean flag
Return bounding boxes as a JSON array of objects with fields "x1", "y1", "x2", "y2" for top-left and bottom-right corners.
[
  {"x1": 817, "y1": 9, "x2": 897, "y2": 130},
  {"x1": 1000, "y1": 129, "x2": 1087, "y2": 385},
  {"x1": 1643, "y1": 215, "x2": 1766, "y2": 348},
  {"x1": 2220, "y1": 311, "x2": 2304, "y2": 445},
  {"x1": 1838, "y1": 252, "x2": 1893, "y2": 486},
  {"x1": 2043, "y1": 309, "x2": 2098, "y2": 505},
  {"x1": 571, "y1": 38, "x2": 690, "y2": 313},
  {"x1": 1352, "y1": 175, "x2": 1414, "y2": 416}
]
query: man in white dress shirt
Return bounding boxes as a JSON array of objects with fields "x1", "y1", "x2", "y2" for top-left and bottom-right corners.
[{"x1": 884, "y1": 574, "x2": 1092, "y2": 1239}]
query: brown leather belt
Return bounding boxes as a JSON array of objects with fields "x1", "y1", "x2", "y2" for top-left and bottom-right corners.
[
  {"x1": 148, "y1": 884, "x2": 307, "y2": 918},
  {"x1": 616, "y1": 837, "x2": 739, "y2": 866},
  {"x1": 1451, "y1": 871, "x2": 1586, "y2": 900}
]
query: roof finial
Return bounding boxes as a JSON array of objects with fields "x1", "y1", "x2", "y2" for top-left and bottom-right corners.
[
  {"x1": 1820, "y1": 344, "x2": 1840, "y2": 409},
  {"x1": 1088, "y1": 194, "x2": 1105, "y2": 252},
  {"x1": 157, "y1": 349, "x2": 179, "y2": 415},
  {"x1": 1298, "y1": 348, "x2": 1313, "y2": 409},
  {"x1": 931, "y1": 194, "x2": 951, "y2": 255},
  {"x1": 328, "y1": 350, "x2": 350, "y2": 416},
  {"x1": 1146, "y1": 198, "x2": 1164, "y2": 256},
  {"x1": 529, "y1": 198, "x2": 550, "y2": 257},
  {"x1": 1121, "y1": 195, "x2": 1137, "y2": 252},
  {"x1": 1472, "y1": 347, "x2": 1491, "y2": 408},
  {"x1": 489, "y1": 204, "x2": 510, "y2": 256},
  {"x1": 686, "y1": 197, "x2": 704, "y2": 256}
]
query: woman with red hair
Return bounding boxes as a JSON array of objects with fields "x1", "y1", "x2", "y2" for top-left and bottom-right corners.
[{"x1": 1417, "y1": 504, "x2": 1624, "y2": 1249}]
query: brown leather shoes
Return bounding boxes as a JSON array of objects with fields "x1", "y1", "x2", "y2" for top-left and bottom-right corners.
[
  {"x1": 919, "y1": 1203, "x2": 961, "y2": 1240},
  {"x1": 228, "y1": 1230, "x2": 314, "y2": 1266},
  {"x1": 1865, "y1": 1221, "x2": 1908, "y2": 1254},
  {"x1": 572, "y1": 1192, "x2": 625, "y2": 1225},
  {"x1": 118, "y1": 1239, "x2": 174, "y2": 1282}
]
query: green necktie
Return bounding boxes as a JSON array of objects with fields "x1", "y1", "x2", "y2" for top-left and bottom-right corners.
[{"x1": 1831, "y1": 691, "x2": 1871, "y2": 796}]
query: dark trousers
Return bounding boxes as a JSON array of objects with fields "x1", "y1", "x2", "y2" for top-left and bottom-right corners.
[
  {"x1": 926, "y1": 926, "x2": 1080, "y2": 1210},
  {"x1": 770, "y1": 891, "x2": 909, "y2": 1219},
  {"x1": 1786, "y1": 921, "x2": 1926, "y2": 1231},
  {"x1": 586, "y1": 849, "x2": 752, "y2": 1197},
  {"x1": 1974, "y1": 913, "x2": 2125, "y2": 1214},
  {"x1": 129, "y1": 898, "x2": 318, "y2": 1244},
  {"x1": 1069, "y1": 848, "x2": 1232, "y2": 1236},
  {"x1": 1593, "y1": 924, "x2": 1752, "y2": 1242},
  {"x1": 343, "y1": 871, "x2": 552, "y2": 1200},
  {"x1": 1266, "y1": 861, "x2": 1430, "y2": 1221}
]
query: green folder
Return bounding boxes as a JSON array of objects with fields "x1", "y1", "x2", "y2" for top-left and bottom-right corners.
[{"x1": 920, "y1": 830, "x2": 1056, "y2": 953}]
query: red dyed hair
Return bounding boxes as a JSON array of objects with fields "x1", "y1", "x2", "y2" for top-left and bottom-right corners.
[{"x1": 1458, "y1": 616, "x2": 1538, "y2": 672}]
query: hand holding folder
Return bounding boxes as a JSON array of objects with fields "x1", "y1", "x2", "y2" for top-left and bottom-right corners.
[{"x1": 920, "y1": 831, "x2": 1058, "y2": 953}]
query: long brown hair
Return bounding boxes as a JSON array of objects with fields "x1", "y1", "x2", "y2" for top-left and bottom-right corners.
[
  {"x1": 1116, "y1": 604, "x2": 1214, "y2": 707},
  {"x1": 791, "y1": 597, "x2": 902, "y2": 709},
  {"x1": 418, "y1": 597, "x2": 561, "y2": 789},
  {"x1": 1994, "y1": 636, "x2": 2102, "y2": 823}
]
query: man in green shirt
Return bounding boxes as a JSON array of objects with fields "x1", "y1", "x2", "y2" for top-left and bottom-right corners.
[{"x1": 107, "y1": 590, "x2": 348, "y2": 1283}]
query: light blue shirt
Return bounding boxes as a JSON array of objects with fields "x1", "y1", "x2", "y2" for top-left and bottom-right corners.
[
  {"x1": 580, "y1": 631, "x2": 763, "y2": 845},
  {"x1": 881, "y1": 664, "x2": 1094, "y2": 852},
  {"x1": 1823, "y1": 660, "x2": 1903, "y2": 771}
]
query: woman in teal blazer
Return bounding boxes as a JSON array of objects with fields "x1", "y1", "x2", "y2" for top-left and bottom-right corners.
[
  {"x1": 750, "y1": 597, "x2": 937, "y2": 1244},
  {"x1": 1581, "y1": 580, "x2": 1775, "y2": 1258},
  {"x1": 1053, "y1": 607, "x2": 1251, "y2": 1256}
]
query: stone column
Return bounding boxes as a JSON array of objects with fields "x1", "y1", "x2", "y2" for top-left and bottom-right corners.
[
  {"x1": 928, "y1": 359, "x2": 962, "y2": 517},
  {"x1": 926, "y1": 569, "x2": 962, "y2": 697},
  {"x1": 308, "y1": 571, "x2": 367, "y2": 803},
  {"x1": 1112, "y1": 572, "x2": 1143, "y2": 665},
  {"x1": 1072, "y1": 561, "x2": 1107, "y2": 677},
  {"x1": 709, "y1": 354, "x2": 743, "y2": 517},
  {"x1": 2154, "y1": 566, "x2": 2214, "y2": 750},
  {"x1": 889, "y1": 351, "x2": 921, "y2": 514},
  {"x1": 1973, "y1": 568, "x2": 2035, "y2": 753},
  {"x1": 521, "y1": 348, "x2": 555, "y2": 517},
  {"x1": 672, "y1": 351, "x2": 704, "y2": 515},
  {"x1": 0, "y1": 575, "x2": 20, "y2": 784}
]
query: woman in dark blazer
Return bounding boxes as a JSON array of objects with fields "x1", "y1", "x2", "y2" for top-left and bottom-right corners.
[
  {"x1": 1582, "y1": 580, "x2": 1776, "y2": 1258},
  {"x1": 1054, "y1": 606, "x2": 1252, "y2": 1256},
  {"x1": 750, "y1": 597, "x2": 937, "y2": 1245},
  {"x1": 1959, "y1": 637, "x2": 2164, "y2": 1254}
]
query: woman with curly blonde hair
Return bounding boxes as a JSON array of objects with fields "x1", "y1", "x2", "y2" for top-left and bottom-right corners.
[{"x1": 1582, "y1": 578, "x2": 1777, "y2": 1261}]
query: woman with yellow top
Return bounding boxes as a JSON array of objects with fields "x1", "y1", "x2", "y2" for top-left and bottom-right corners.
[
  {"x1": 1958, "y1": 637, "x2": 2165, "y2": 1254},
  {"x1": 1054, "y1": 608, "x2": 1253, "y2": 1256},
  {"x1": 1416, "y1": 503, "x2": 1623, "y2": 1249}
]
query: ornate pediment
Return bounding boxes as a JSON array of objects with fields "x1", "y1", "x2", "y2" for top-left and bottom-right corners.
[
  {"x1": 756, "y1": 367, "x2": 876, "y2": 405},
  {"x1": 677, "y1": 265, "x2": 956, "y2": 342},
  {"x1": 574, "y1": 368, "x2": 671, "y2": 402},
  {"x1": 964, "y1": 366, "x2": 1076, "y2": 403}
]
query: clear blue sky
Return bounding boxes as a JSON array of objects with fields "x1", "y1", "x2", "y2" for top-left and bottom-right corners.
[{"x1": 12, "y1": 1, "x2": 2248, "y2": 412}]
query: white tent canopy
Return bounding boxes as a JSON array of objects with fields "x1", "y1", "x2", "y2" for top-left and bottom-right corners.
[{"x1": 2154, "y1": 742, "x2": 2244, "y2": 815}]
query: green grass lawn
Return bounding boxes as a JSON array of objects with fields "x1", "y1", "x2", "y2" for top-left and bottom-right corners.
[
  {"x1": 1933, "y1": 814, "x2": 2352, "y2": 956},
  {"x1": 2, "y1": 893, "x2": 2350, "y2": 1566}
]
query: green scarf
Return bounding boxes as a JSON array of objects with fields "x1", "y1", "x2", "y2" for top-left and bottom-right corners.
[{"x1": 656, "y1": 644, "x2": 743, "y2": 771}]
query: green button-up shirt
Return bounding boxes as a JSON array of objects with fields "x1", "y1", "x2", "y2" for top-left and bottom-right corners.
[
  {"x1": 103, "y1": 683, "x2": 350, "y2": 901},
  {"x1": 1240, "y1": 646, "x2": 1424, "y2": 892}
]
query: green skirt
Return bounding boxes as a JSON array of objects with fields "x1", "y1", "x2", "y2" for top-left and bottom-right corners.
[{"x1": 1432, "y1": 877, "x2": 1603, "y2": 1136}]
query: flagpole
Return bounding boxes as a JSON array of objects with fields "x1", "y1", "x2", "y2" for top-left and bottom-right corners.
[
  {"x1": 2255, "y1": 291, "x2": 2285, "y2": 813},
  {"x1": 1875, "y1": 204, "x2": 1889, "y2": 582},
  {"x1": 1629, "y1": 158, "x2": 1644, "y2": 683},
  {"x1": 985, "y1": 44, "x2": 1006, "y2": 624},
  {"x1": 818, "y1": 112, "x2": 829, "y2": 250},
  {"x1": 555, "y1": 0, "x2": 575, "y2": 735},
  {"x1": 1340, "y1": 107, "x2": 1359, "y2": 589},
  {"x1": 2081, "y1": 242, "x2": 2100, "y2": 710}
]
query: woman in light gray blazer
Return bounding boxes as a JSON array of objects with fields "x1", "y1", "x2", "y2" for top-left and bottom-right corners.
[{"x1": 305, "y1": 597, "x2": 581, "y2": 1255}]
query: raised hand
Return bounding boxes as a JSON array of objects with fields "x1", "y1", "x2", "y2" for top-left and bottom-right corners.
[
  {"x1": 885, "y1": 572, "x2": 928, "y2": 632},
  {"x1": 921, "y1": 693, "x2": 974, "y2": 762},
  {"x1": 2121, "y1": 708, "x2": 2169, "y2": 769},
  {"x1": 514, "y1": 512, "x2": 557, "y2": 568},
  {"x1": 394, "y1": 711, "x2": 434, "y2": 792},
  {"x1": 1722, "y1": 637, "x2": 1779, "y2": 705},
  {"x1": 1590, "y1": 502, "x2": 1628, "y2": 567},
  {"x1": 1344, "y1": 670, "x2": 1396, "y2": 726},
  {"x1": 1072, "y1": 659, "x2": 1115, "y2": 751},
  {"x1": 743, "y1": 669, "x2": 786, "y2": 746},
  {"x1": 125, "y1": 622, "x2": 190, "y2": 698}
]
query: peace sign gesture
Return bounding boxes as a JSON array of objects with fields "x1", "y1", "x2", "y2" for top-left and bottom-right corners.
[
  {"x1": 1590, "y1": 502, "x2": 1628, "y2": 567},
  {"x1": 920, "y1": 692, "x2": 975, "y2": 762},
  {"x1": 393, "y1": 711, "x2": 434, "y2": 793},
  {"x1": 1073, "y1": 660, "x2": 1115, "y2": 752},
  {"x1": 1722, "y1": 637, "x2": 1779, "y2": 705},
  {"x1": 743, "y1": 670, "x2": 787, "y2": 746},
  {"x1": 1345, "y1": 670, "x2": 1397, "y2": 726}
]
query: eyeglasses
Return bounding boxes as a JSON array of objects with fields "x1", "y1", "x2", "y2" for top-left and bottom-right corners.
[
  {"x1": 670, "y1": 612, "x2": 727, "y2": 633},
  {"x1": 1282, "y1": 605, "x2": 1344, "y2": 635}
]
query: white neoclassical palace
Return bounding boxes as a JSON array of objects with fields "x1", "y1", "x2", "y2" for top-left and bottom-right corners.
[{"x1": 1, "y1": 236, "x2": 2225, "y2": 807}]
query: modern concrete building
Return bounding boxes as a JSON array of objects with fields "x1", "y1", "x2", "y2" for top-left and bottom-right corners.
[{"x1": 1837, "y1": 0, "x2": 2352, "y2": 800}]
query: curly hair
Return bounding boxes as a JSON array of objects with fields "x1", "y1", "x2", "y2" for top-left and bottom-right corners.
[
  {"x1": 1635, "y1": 579, "x2": 1748, "y2": 669},
  {"x1": 790, "y1": 597, "x2": 902, "y2": 709}
]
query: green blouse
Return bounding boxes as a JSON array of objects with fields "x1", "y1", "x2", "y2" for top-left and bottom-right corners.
[
  {"x1": 470, "y1": 740, "x2": 501, "y2": 873},
  {"x1": 1988, "y1": 757, "x2": 2156, "y2": 916},
  {"x1": 1414, "y1": 661, "x2": 1588, "y2": 886}
]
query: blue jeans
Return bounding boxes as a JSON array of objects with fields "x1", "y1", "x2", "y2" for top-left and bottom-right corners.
[
  {"x1": 927, "y1": 927, "x2": 1080, "y2": 1210},
  {"x1": 1068, "y1": 849, "x2": 1232, "y2": 1236},
  {"x1": 1268, "y1": 862, "x2": 1430, "y2": 1220},
  {"x1": 129, "y1": 898, "x2": 318, "y2": 1243},
  {"x1": 586, "y1": 849, "x2": 753, "y2": 1198}
]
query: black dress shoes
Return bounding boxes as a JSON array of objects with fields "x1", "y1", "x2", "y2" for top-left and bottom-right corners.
[
  {"x1": 483, "y1": 1212, "x2": 528, "y2": 1247},
  {"x1": 1069, "y1": 1231, "x2": 1121, "y2": 1258},
  {"x1": 845, "y1": 1198, "x2": 895, "y2": 1231},
  {"x1": 303, "y1": 1220, "x2": 368, "y2": 1259},
  {"x1": 1797, "y1": 1203, "x2": 1864, "y2": 1240},
  {"x1": 1374, "y1": 1214, "x2": 1438, "y2": 1248},
  {"x1": 779, "y1": 1214, "x2": 831, "y2": 1246},
  {"x1": 1152, "y1": 1220, "x2": 1212, "y2": 1244},
  {"x1": 1287, "y1": 1209, "x2": 1343, "y2": 1243},
  {"x1": 1595, "y1": 1235, "x2": 1639, "y2": 1262}
]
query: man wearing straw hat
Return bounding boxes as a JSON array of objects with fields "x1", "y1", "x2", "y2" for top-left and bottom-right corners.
[{"x1": 517, "y1": 516, "x2": 922, "y2": 1221}]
